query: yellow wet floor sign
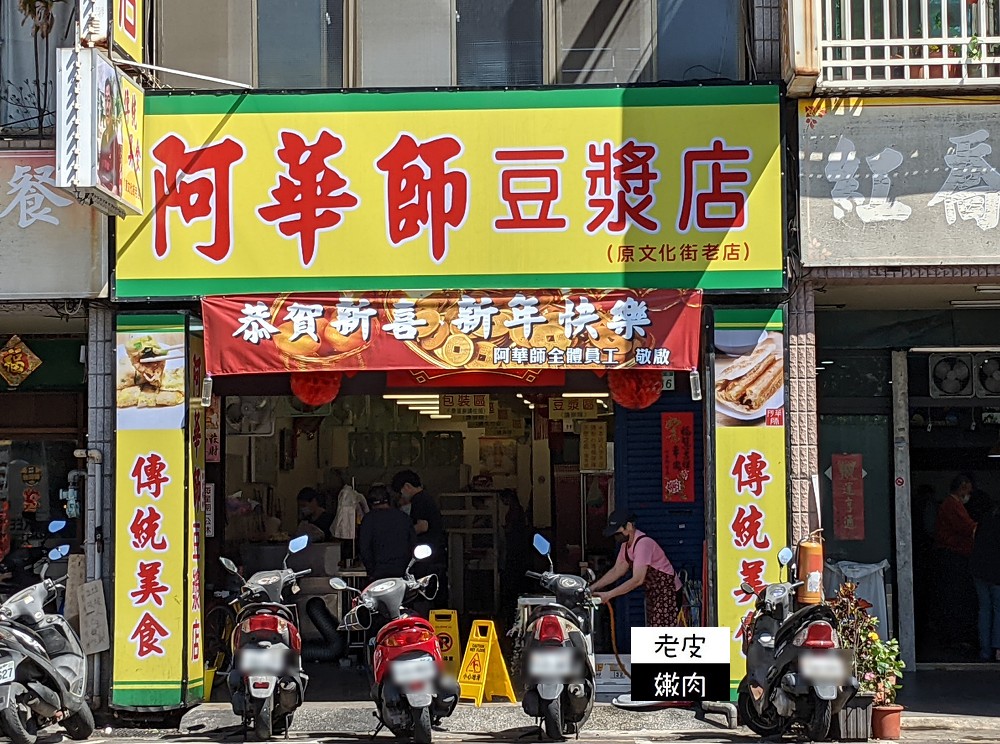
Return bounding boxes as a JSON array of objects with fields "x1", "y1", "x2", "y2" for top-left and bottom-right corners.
[
  {"x1": 430, "y1": 610, "x2": 461, "y2": 679},
  {"x1": 457, "y1": 620, "x2": 516, "y2": 706}
]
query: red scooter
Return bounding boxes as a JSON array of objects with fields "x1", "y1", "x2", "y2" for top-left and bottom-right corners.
[
  {"x1": 220, "y1": 536, "x2": 312, "y2": 740},
  {"x1": 331, "y1": 545, "x2": 458, "y2": 743}
]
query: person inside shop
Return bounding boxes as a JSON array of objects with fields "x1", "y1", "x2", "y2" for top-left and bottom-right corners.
[
  {"x1": 971, "y1": 500, "x2": 1000, "y2": 662},
  {"x1": 933, "y1": 475, "x2": 979, "y2": 649},
  {"x1": 588, "y1": 510, "x2": 683, "y2": 626},
  {"x1": 499, "y1": 488, "x2": 531, "y2": 627},
  {"x1": 296, "y1": 487, "x2": 334, "y2": 543},
  {"x1": 358, "y1": 483, "x2": 416, "y2": 581},
  {"x1": 391, "y1": 469, "x2": 448, "y2": 606}
]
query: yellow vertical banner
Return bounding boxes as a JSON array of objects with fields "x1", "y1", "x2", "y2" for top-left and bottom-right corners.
[
  {"x1": 112, "y1": 0, "x2": 145, "y2": 64},
  {"x1": 186, "y1": 332, "x2": 206, "y2": 702},
  {"x1": 112, "y1": 315, "x2": 188, "y2": 708},
  {"x1": 713, "y1": 309, "x2": 788, "y2": 700}
]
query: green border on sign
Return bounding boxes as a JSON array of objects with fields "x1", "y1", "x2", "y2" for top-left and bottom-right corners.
[
  {"x1": 145, "y1": 84, "x2": 779, "y2": 116},
  {"x1": 114, "y1": 270, "x2": 785, "y2": 299}
]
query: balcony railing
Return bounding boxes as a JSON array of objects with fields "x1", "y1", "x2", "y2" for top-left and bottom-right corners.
[{"x1": 819, "y1": 0, "x2": 1000, "y2": 89}]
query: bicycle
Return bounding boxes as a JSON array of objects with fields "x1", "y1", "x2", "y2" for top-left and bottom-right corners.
[{"x1": 204, "y1": 589, "x2": 240, "y2": 680}]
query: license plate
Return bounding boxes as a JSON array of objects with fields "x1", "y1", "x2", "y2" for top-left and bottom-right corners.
[
  {"x1": 800, "y1": 654, "x2": 846, "y2": 683},
  {"x1": 528, "y1": 650, "x2": 572, "y2": 679},
  {"x1": 238, "y1": 648, "x2": 284, "y2": 674},
  {"x1": 0, "y1": 661, "x2": 14, "y2": 684},
  {"x1": 391, "y1": 656, "x2": 436, "y2": 684}
]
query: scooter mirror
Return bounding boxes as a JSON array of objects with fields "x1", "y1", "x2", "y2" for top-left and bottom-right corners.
[
  {"x1": 47, "y1": 548, "x2": 62, "y2": 561},
  {"x1": 413, "y1": 544, "x2": 433, "y2": 561},
  {"x1": 57, "y1": 544, "x2": 70, "y2": 557},
  {"x1": 220, "y1": 557, "x2": 239, "y2": 575},
  {"x1": 288, "y1": 535, "x2": 309, "y2": 554},
  {"x1": 329, "y1": 578, "x2": 348, "y2": 591},
  {"x1": 48, "y1": 520, "x2": 67, "y2": 533},
  {"x1": 777, "y1": 547, "x2": 794, "y2": 567},
  {"x1": 532, "y1": 534, "x2": 551, "y2": 556},
  {"x1": 740, "y1": 581, "x2": 756, "y2": 596}
]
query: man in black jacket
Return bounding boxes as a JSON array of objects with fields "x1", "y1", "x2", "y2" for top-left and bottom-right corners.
[
  {"x1": 392, "y1": 469, "x2": 448, "y2": 608},
  {"x1": 359, "y1": 484, "x2": 416, "y2": 581}
]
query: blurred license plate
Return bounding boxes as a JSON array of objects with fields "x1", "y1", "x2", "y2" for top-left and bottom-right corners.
[
  {"x1": 239, "y1": 648, "x2": 284, "y2": 673},
  {"x1": 529, "y1": 650, "x2": 572, "y2": 678},
  {"x1": 800, "y1": 654, "x2": 846, "y2": 683},
  {"x1": 391, "y1": 657, "x2": 436, "y2": 684}
]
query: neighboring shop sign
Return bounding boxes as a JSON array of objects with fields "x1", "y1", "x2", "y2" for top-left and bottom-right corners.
[
  {"x1": 113, "y1": 315, "x2": 199, "y2": 709},
  {"x1": 201, "y1": 289, "x2": 703, "y2": 375},
  {"x1": 0, "y1": 151, "x2": 106, "y2": 299},
  {"x1": 800, "y1": 97, "x2": 1000, "y2": 266},
  {"x1": 579, "y1": 421, "x2": 608, "y2": 472},
  {"x1": 113, "y1": 0, "x2": 145, "y2": 63},
  {"x1": 56, "y1": 48, "x2": 144, "y2": 216},
  {"x1": 0, "y1": 336, "x2": 42, "y2": 387},
  {"x1": 661, "y1": 412, "x2": 695, "y2": 503},
  {"x1": 713, "y1": 308, "x2": 788, "y2": 698},
  {"x1": 205, "y1": 396, "x2": 221, "y2": 463},
  {"x1": 831, "y1": 453, "x2": 865, "y2": 541},
  {"x1": 115, "y1": 86, "x2": 783, "y2": 298}
]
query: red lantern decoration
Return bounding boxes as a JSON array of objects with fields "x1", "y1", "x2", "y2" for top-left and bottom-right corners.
[
  {"x1": 607, "y1": 369, "x2": 663, "y2": 410},
  {"x1": 290, "y1": 371, "x2": 343, "y2": 407}
]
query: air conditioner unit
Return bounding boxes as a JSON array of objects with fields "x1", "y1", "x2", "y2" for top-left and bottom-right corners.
[
  {"x1": 928, "y1": 354, "x2": 974, "y2": 398},
  {"x1": 224, "y1": 396, "x2": 276, "y2": 436}
]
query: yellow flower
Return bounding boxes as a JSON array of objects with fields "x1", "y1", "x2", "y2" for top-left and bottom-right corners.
[{"x1": 868, "y1": 632, "x2": 879, "y2": 642}]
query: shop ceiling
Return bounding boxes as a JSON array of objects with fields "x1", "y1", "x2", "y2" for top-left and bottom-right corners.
[{"x1": 817, "y1": 284, "x2": 988, "y2": 311}]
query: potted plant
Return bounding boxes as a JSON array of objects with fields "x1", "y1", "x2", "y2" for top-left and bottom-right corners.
[
  {"x1": 869, "y1": 637, "x2": 906, "y2": 740},
  {"x1": 828, "y1": 582, "x2": 878, "y2": 741}
]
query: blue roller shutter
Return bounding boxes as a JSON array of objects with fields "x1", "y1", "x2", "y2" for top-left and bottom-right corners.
[{"x1": 611, "y1": 393, "x2": 705, "y2": 652}]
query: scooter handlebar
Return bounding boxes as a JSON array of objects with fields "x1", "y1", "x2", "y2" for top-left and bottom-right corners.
[{"x1": 525, "y1": 571, "x2": 542, "y2": 580}]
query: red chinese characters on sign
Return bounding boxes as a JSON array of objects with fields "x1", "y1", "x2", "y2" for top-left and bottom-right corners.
[
  {"x1": 376, "y1": 133, "x2": 469, "y2": 264},
  {"x1": 731, "y1": 451, "x2": 771, "y2": 498},
  {"x1": 677, "y1": 139, "x2": 752, "y2": 233},
  {"x1": 151, "y1": 134, "x2": 246, "y2": 263},
  {"x1": 832, "y1": 453, "x2": 865, "y2": 541},
  {"x1": 730, "y1": 503, "x2": 772, "y2": 550},
  {"x1": 661, "y1": 413, "x2": 695, "y2": 503},
  {"x1": 118, "y1": 0, "x2": 138, "y2": 39},
  {"x1": 584, "y1": 140, "x2": 660, "y2": 234},
  {"x1": 191, "y1": 620, "x2": 201, "y2": 663},
  {"x1": 130, "y1": 611, "x2": 169, "y2": 658},
  {"x1": 129, "y1": 506, "x2": 168, "y2": 551},
  {"x1": 129, "y1": 560, "x2": 169, "y2": 607},
  {"x1": 492, "y1": 148, "x2": 569, "y2": 232},
  {"x1": 257, "y1": 129, "x2": 360, "y2": 268},
  {"x1": 732, "y1": 558, "x2": 767, "y2": 605},
  {"x1": 131, "y1": 452, "x2": 170, "y2": 499}
]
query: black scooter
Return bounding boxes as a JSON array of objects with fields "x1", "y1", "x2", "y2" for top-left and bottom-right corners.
[
  {"x1": 738, "y1": 546, "x2": 857, "y2": 741},
  {"x1": 519, "y1": 535, "x2": 599, "y2": 741},
  {"x1": 0, "y1": 522, "x2": 93, "y2": 744}
]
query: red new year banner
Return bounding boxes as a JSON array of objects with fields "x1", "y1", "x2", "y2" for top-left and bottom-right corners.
[
  {"x1": 202, "y1": 289, "x2": 702, "y2": 376},
  {"x1": 662, "y1": 412, "x2": 696, "y2": 503},
  {"x1": 832, "y1": 453, "x2": 865, "y2": 541}
]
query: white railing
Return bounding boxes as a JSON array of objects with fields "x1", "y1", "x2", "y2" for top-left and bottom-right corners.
[{"x1": 818, "y1": 0, "x2": 1000, "y2": 88}]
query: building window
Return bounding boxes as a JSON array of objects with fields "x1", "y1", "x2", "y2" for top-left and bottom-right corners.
[
  {"x1": 358, "y1": 0, "x2": 453, "y2": 87},
  {"x1": 556, "y1": 0, "x2": 656, "y2": 84},
  {"x1": 456, "y1": 0, "x2": 544, "y2": 87},
  {"x1": 257, "y1": 0, "x2": 344, "y2": 89},
  {"x1": 1, "y1": 2, "x2": 74, "y2": 133}
]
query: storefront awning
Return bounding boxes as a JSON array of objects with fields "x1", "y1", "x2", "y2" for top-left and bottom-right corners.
[{"x1": 202, "y1": 289, "x2": 702, "y2": 377}]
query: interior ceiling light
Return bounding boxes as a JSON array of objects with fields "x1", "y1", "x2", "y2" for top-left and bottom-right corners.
[
  {"x1": 384, "y1": 394, "x2": 440, "y2": 400},
  {"x1": 950, "y1": 300, "x2": 1000, "y2": 308},
  {"x1": 429, "y1": 414, "x2": 452, "y2": 419},
  {"x1": 989, "y1": 441, "x2": 1000, "y2": 458},
  {"x1": 562, "y1": 392, "x2": 609, "y2": 398},
  {"x1": 975, "y1": 285, "x2": 1000, "y2": 293}
]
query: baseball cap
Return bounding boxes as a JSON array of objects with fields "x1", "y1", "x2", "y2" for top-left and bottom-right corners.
[
  {"x1": 603, "y1": 509, "x2": 635, "y2": 537},
  {"x1": 367, "y1": 484, "x2": 391, "y2": 506}
]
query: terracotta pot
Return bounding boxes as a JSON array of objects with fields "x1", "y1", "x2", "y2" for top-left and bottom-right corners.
[{"x1": 871, "y1": 704, "x2": 903, "y2": 740}]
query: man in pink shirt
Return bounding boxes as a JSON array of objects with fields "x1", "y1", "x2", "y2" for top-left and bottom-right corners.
[{"x1": 589, "y1": 510, "x2": 682, "y2": 626}]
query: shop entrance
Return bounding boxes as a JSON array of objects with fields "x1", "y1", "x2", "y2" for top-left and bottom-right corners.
[
  {"x1": 907, "y1": 353, "x2": 1000, "y2": 665},
  {"x1": 202, "y1": 370, "x2": 705, "y2": 701}
]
